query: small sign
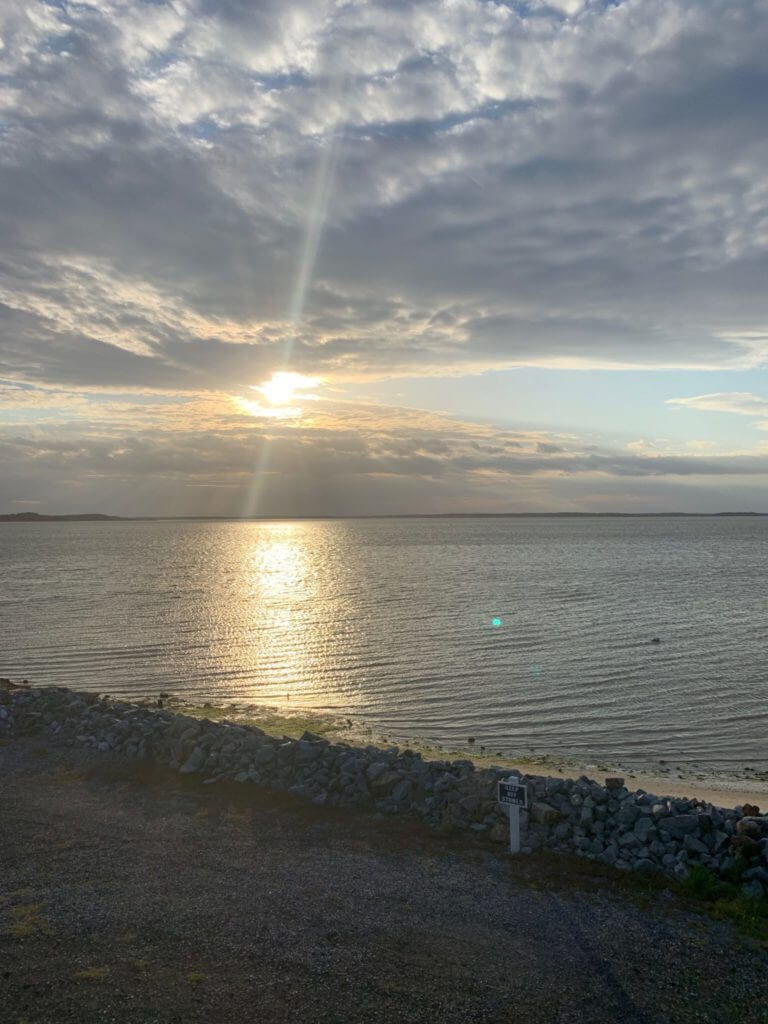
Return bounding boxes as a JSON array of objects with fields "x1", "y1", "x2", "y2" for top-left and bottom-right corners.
[{"x1": 498, "y1": 780, "x2": 527, "y2": 808}]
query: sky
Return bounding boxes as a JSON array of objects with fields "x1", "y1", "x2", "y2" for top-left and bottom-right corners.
[{"x1": 1, "y1": 0, "x2": 768, "y2": 516}]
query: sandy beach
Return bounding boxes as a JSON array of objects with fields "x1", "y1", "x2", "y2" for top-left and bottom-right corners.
[{"x1": 149, "y1": 697, "x2": 768, "y2": 812}]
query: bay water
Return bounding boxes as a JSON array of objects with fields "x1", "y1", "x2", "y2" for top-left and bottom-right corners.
[{"x1": 2, "y1": 516, "x2": 767, "y2": 773}]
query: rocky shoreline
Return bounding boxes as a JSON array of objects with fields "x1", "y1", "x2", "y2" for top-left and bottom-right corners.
[{"x1": 2, "y1": 679, "x2": 767, "y2": 900}]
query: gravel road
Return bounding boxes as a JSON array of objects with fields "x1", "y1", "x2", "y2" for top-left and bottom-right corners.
[{"x1": 2, "y1": 737, "x2": 767, "y2": 1024}]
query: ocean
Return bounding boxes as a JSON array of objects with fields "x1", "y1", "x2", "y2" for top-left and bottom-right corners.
[{"x1": 2, "y1": 516, "x2": 767, "y2": 773}]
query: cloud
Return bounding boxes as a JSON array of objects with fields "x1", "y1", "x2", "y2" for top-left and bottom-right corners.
[
  {"x1": 2, "y1": 1, "x2": 768, "y2": 513},
  {"x1": 4, "y1": 384, "x2": 768, "y2": 514},
  {"x1": 0, "y1": 0, "x2": 766, "y2": 399},
  {"x1": 667, "y1": 392, "x2": 768, "y2": 417}
]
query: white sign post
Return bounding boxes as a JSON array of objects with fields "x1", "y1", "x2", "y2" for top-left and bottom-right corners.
[{"x1": 497, "y1": 775, "x2": 528, "y2": 855}]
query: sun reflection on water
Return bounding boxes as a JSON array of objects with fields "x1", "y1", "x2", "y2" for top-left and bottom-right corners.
[
  {"x1": 237, "y1": 523, "x2": 327, "y2": 705},
  {"x1": 247, "y1": 530, "x2": 307, "y2": 597},
  {"x1": 196, "y1": 521, "x2": 368, "y2": 714}
]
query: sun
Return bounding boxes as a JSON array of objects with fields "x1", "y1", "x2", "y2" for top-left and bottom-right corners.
[
  {"x1": 255, "y1": 371, "x2": 321, "y2": 406},
  {"x1": 233, "y1": 371, "x2": 323, "y2": 419}
]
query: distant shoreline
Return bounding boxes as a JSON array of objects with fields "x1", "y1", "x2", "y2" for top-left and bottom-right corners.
[{"x1": 3, "y1": 511, "x2": 768, "y2": 523}]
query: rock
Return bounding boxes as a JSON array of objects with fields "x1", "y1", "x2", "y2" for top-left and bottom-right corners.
[
  {"x1": 736, "y1": 816, "x2": 768, "y2": 839},
  {"x1": 294, "y1": 740, "x2": 324, "y2": 764},
  {"x1": 684, "y1": 834, "x2": 709, "y2": 856},
  {"x1": 434, "y1": 772, "x2": 458, "y2": 794},
  {"x1": 731, "y1": 834, "x2": 760, "y2": 857},
  {"x1": 366, "y1": 761, "x2": 389, "y2": 782},
  {"x1": 743, "y1": 865, "x2": 768, "y2": 885},
  {"x1": 618, "y1": 803, "x2": 640, "y2": 825},
  {"x1": 605, "y1": 777, "x2": 625, "y2": 789},
  {"x1": 459, "y1": 794, "x2": 481, "y2": 815},
  {"x1": 634, "y1": 817, "x2": 656, "y2": 840},
  {"x1": 370, "y1": 770, "x2": 402, "y2": 794},
  {"x1": 300, "y1": 730, "x2": 324, "y2": 742},
  {"x1": 712, "y1": 830, "x2": 730, "y2": 852},
  {"x1": 391, "y1": 778, "x2": 413, "y2": 804},
  {"x1": 742, "y1": 880, "x2": 765, "y2": 900},
  {"x1": 635, "y1": 858, "x2": 659, "y2": 874},
  {"x1": 618, "y1": 832, "x2": 641, "y2": 850},
  {"x1": 663, "y1": 814, "x2": 700, "y2": 838},
  {"x1": 530, "y1": 802, "x2": 560, "y2": 825},
  {"x1": 580, "y1": 807, "x2": 594, "y2": 827},
  {"x1": 180, "y1": 747, "x2": 205, "y2": 774},
  {"x1": 742, "y1": 803, "x2": 761, "y2": 817}
]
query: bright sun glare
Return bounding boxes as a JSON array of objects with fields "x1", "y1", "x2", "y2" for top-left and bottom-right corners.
[
  {"x1": 256, "y1": 371, "x2": 319, "y2": 406},
  {"x1": 234, "y1": 372, "x2": 322, "y2": 419}
]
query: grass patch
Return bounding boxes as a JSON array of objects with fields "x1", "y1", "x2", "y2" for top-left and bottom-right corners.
[
  {"x1": 131, "y1": 959, "x2": 151, "y2": 972},
  {"x1": 6, "y1": 903, "x2": 52, "y2": 938},
  {"x1": 681, "y1": 865, "x2": 768, "y2": 941},
  {"x1": 681, "y1": 864, "x2": 731, "y2": 901},
  {"x1": 187, "y1": 972, "x2": 208, "y2": 985},
  {"x1": 712, "y1": 892, "x2": 768, "y2": 940},
  {"x1": 73, "y1": 967, "x2": 109, "y2": 981},
  {"x1": 173, "y1": 701, "x2": 343, "y2": 740}
]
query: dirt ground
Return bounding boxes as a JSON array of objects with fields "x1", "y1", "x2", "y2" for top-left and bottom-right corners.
[{"x1": 2, "y1": 737, "x2": 767, "y2": 1024}]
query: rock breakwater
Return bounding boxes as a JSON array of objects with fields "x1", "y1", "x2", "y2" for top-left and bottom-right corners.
[{"x1": 2, "y1": 681, "x2": 767, "y2": 898}]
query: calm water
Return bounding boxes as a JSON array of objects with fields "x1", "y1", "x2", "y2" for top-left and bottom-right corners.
[{"x1": 2, "y1": 517, "x2": 768, "y2": 771}]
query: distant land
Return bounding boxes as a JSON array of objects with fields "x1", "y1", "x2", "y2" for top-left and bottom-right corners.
[
  {"x1": 0, "y1": 512, "x2": 123, "y2": 522},
  {"x1": 2, "y1": 511, "x2": 768, "y2": 522}
]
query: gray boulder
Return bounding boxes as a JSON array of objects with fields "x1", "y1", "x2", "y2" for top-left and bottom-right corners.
[
  {"x1": 683, "y1": 834, "x2": 709, "y2": 856},
  {"x1": 179, "y1": 747, "x2": 205, "y2": 774},
  {"x1": 742, "y1": 880, "x2": 765, "y2": 900},
  {"x1": 663, "y1": 814, "x2": 700, "y2": 838},
  {"x1": 530, "y1": 802, "x2": 560, "y2": 825}
]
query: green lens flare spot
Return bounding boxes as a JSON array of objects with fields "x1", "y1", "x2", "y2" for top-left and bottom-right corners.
[{"x1": 491, "y1": 617, "x2": 502, "y2": 627}]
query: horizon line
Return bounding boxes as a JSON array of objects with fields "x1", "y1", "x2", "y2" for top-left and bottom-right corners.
[{"x1": 3, "y1": 511, "x2": 768, "y2": 522}]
